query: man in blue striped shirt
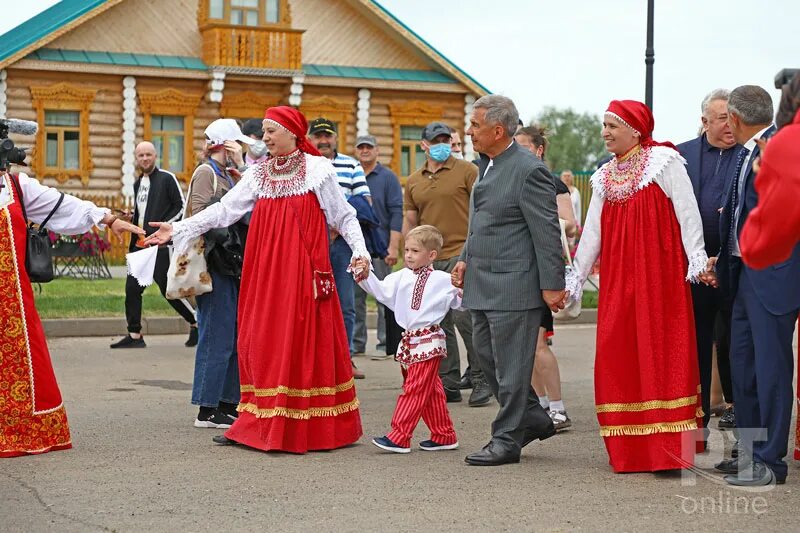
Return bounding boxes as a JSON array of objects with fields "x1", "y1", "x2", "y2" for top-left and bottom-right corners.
[{"x1": 309, "y1": 117, "x2": 370, "y2": 379}]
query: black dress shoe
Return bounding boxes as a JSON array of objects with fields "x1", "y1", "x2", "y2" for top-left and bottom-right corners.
[
  {"x1": 714, "y1": 457, "x2": 742, "y2": 475},
  {"x1": 724, "y1": 462, "x2": 780, "y2": 486},
  {"x1": 185, "y1": 326, "x2": 199, "y2": 347},
  {"x1": 212, "y1": 435, "x2": 236, "y2": 446},
  {"x1": 464, "y1": 442, "x2": 520, "y2": 466},
  {"x1": 468, "y1": 381, "x2": 492, "y2": 406},
  {"x1": 522, "y1": 423, "x2": 556, "y2": 447},
  {"x1": 110, "y1": 334, "x2": 146, "y2": 349},
  {"x1": 459, "y1": 373, "x2": 472, "y2": 390},
  {"x1": 444, "y1": 387, "x2": 462, "y2": 403}
]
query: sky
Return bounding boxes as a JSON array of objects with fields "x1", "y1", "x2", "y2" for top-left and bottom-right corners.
[{"x1": 3, "y1": 0, "x2": 798, "y2": 143}]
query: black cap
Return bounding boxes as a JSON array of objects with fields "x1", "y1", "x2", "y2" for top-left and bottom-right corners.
[
  {"x1": 241, "y1": 118, "x2": 263, "y2": 138},
  {"x1": 308, "y1": 117, "x2": 338, "y2": 135},
  {"x1": 421, "y1": 121, "x2": 452, "y2": 142}
]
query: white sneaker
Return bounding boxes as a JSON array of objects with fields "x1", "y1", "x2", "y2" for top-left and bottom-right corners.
[{"x1": 549, "y1": 410, "x2": 572, "y2": 431}]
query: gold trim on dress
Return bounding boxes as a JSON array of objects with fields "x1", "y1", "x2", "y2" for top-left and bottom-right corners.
[
  {"x1": 240, "y1": 378, "x2": 355, "y2": 398},
  {"x1": 237, "y1": 398, "x2": 360, "y2": 420},
  {"x1": 599, "y1": 418, "x2": 698, "y2": 437},
  {"x1": 596, "y1": 394, "x2": 698, "y2": 414}
]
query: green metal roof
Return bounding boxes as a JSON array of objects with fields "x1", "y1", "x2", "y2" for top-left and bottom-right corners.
[
  {"x1": 304, "y1": 64, "x2": 455, "y2": 83},
  {"x1": 0, "y1": 0, "x2": 111, "y2": 64},
  {"x1": 369, "y1": 0, "x2": 489, "y2": 94},
  {"x1": 26, "y1": 48, "x2": 208, "y2": 70}
]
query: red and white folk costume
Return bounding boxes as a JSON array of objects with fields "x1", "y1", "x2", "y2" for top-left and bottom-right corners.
[
  {"x1": 359, "y1": 266, "x2": 460, "y2": 448},
  {"x1": 1, "y1": 173, "x2": 111, "y2": 457},
  {"x1": 565, "y1": 101, "x2": 707, "y2": 473},
  {"x1": 170, "y1": 107, "x2": 366, "y2": 453}
]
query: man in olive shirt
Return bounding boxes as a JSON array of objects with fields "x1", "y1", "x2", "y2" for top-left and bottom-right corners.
[{"x1": 403, "y1": 122, "x2": 491, "y2": 406}]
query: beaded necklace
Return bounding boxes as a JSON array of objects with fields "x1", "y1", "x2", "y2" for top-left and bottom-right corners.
[
  {"x1": 255, "y1": 149, "x2": 307, "y2": 198},
  {"x1": 602, "y1": 145, "x2": 651, "y2": 203}
]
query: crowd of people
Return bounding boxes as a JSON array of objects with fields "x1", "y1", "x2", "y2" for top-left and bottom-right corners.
[{"x1": 2, "y1": 74, "x2": 799, "y2": 487}]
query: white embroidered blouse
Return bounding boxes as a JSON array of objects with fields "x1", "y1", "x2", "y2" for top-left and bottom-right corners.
[
  {"x1": 0, "y1": 173, "x2": 109, "y2": 234},
  {"x1": 359, "y1": 267, "x2": 462, "y2": 332},
  {"x1": 565, "y1": 146, "x2": 708, "y2": 301},
  {"x1": 171, "y1": 153, "x2": 369, "y2": 259}
]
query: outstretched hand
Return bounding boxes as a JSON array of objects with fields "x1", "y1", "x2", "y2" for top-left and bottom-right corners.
[{"x1": 143, "y1": 222, "x2": 173, "y2": 247}]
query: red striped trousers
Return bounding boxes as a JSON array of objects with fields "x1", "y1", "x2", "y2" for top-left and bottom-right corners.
[{"x1": 387, "y1": 357, "x2": 457, "y2": 448}]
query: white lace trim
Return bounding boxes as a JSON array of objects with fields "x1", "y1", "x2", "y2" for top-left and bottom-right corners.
[
  {"x1": 243, "y1": 156, "x2": 328, "y2": 199},
  {"x1": 564, "y1": 265, "x2": 583, "y2": 303},
  {"x1": 604, "y1": 111, "x2": 641, "y2": 136},
  {"x1": 686, "y1": 250, "x2": 709, "y2": 284},
  {"x1": 590, "y1": 146, "x2": 684, "y2": 199}
]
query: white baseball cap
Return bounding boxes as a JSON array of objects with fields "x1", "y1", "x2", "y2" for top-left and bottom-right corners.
[{"x1": 204, "y1": 118, "x2": 256, "y2": 145}]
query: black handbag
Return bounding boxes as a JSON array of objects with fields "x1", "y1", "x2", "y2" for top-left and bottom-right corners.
[{"x1": 8, "y1": 174, "x2": 64, "y2": 283}]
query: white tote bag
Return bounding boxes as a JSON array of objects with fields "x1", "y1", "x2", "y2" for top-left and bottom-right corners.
[{"x1": 554, "y1": 219, "x2": 581, "y2": 321}]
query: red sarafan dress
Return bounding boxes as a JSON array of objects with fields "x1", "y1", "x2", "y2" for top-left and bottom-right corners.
[
  {"x1": 1, "y1": 173, "x2": 111, "y2": 457},
  {"x1": 566, "y1": 146, "x2": 707, "y2": 473},
  {"x1": 171, "y1": 151, "x2": 364, "y2": 453}
]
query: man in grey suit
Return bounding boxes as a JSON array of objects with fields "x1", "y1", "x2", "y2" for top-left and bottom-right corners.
[{"x1": 452, "y1": 95, "x2": 568, "y2": 466}]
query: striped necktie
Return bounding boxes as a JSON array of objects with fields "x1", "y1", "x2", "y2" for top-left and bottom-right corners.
[{"x1": 728, "y1": 147, "x2": 750, "y2": 253}]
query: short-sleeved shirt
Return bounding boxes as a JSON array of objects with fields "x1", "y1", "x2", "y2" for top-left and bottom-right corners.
[
  {"x1": 332, "y1": 152, "x2": 370, "y2": 199},
  {"x1": 404, "y1": 156, "x2": 478, "y2": 259}
]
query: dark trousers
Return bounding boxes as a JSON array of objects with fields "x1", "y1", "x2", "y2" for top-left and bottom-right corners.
[
  {"x1": 691, "y1": 283, "x2": 733, "y2": 432},
  {"x1": 384, "y1": 307, "x2": 404, "y2": 356},
  {"x1": 125, "y1": 247, "x2": 197, "y2": 333},
  {"x1": 433, "y1": 257, "x2": 484, "y2": 389},
  {"x1": 730, "y1": 268, "x2": 796, "y2": 480},
  {"x1": 471, "y1": 308, "x2": 548, "y2": 453}
]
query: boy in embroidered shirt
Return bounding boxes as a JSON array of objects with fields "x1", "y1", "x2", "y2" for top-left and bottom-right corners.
[{"x1": 356, "y1": 225, "x2": 461, "y2": 453}]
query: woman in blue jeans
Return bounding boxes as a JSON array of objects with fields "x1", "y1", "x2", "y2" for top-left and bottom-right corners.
[{"x1": 189, "y1": 119, "x2": 254, "y2": 428}]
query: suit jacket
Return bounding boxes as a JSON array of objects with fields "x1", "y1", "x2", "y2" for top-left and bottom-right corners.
[
  {"x1": 130, "y1": 167, "x2": 185, "y2": 252},
  {"x1": 718, "y1": 125, "x2": 800, "y2": 315},
  {"x1": 460, "y1": 142, "x2": 565, "y2": 311}
]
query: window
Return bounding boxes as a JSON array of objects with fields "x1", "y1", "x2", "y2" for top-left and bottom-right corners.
[
  {"x1": 399, "y1": 126, "x2": 426, "y2": 177},
  {"x1": 151, "y1": 116, "x2": 185, "y2": 175},
  {"x1": 44, "y1": 111, "x2": 80, "y2": 170},
  {"x1": 30, "y1": 83, "x2": 96, "y2": 185},
  {"x1": 205, "y1": 0, "x2": 284, "y2": 25},
  {"x1": 138, "y1": 89, "x2": 202, "y2": 183}
]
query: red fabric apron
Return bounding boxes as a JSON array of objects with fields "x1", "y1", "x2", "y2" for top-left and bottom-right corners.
[
  {"x1": 224, "y1": 191, "x2": 362, "y2": 453},
  {"x1": 595, "y1": 184, "x2": 702, "y2": 472},
  {"x1": 0, "y1": 184, "x2": 71, "y2": 457}
]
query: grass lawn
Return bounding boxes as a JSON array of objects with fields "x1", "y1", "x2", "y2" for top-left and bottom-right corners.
[{"x1": 33, "y1": 277, "x2": 600, "y2": 319}]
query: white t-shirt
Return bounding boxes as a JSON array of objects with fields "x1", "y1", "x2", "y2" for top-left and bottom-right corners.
[{"x1": 136, "y1": 176, "x2": 150, "y2": 228}]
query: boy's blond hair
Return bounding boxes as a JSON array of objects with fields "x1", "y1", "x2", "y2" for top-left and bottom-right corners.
[{"x1": 406, "y1": 225, "x2": 443, "y2": 254}]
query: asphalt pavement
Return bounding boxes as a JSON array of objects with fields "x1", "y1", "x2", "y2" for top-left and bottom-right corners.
[{"x1": 1, "y1": 326, "x2": 797, "y2": 532}]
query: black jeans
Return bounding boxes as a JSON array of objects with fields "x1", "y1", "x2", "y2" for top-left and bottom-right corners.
[
  {"x1": 691, "y1": 283, "x2": 732, "y2": 433},
  {"x1": 125, "y1": 247, "x2": 197, "y2": 333}
]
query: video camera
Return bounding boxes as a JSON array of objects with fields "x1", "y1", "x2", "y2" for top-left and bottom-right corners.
[{"x1": 0, "y1": 118, "x2": 38, "y2": 171}]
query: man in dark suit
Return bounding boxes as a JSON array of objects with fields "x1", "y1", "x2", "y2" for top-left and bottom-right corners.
[
  {"x1": 712, "y1": 85, "x2": 800, "y2": 486},
  {"x1": 452, "y1": 95, "x2": 566, "y2": 466},
  {"x1": 677, "y1": 89, "x2": 742, "y2": 438}
]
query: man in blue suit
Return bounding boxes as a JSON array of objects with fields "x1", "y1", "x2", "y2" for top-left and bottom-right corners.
[
  {"x1": 712, "y1": 85, "x2": 800, "y2": 486},
  {"x1": 677, "y1": 89, "x2": 742, "y2": 439}
]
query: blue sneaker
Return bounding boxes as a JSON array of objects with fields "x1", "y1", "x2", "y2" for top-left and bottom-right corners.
[
  {"x1": 419, "y1": 439, "x2": 459, "y2": 451},
  {"x1": 371, "y1": 436, "x2": 410, "y2": 454}
]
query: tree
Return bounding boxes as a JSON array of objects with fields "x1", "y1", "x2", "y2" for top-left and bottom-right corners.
[{"x1": 531, "y1": 107, "x2": 608, "y2": 172}]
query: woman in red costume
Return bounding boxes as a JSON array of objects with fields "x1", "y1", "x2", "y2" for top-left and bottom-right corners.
[
  {"x1": 739, "y1": 72, "x2": 800, "y2": 460},
  {"x1": 565, "y1": 100, "x2": 716, "y2": 472},
  {"x1": 146, "y1": 106, "x2": 368, "y2": 453},
  {"x1": 1, "y1": 173, "x2": 142, "y2": 457}
]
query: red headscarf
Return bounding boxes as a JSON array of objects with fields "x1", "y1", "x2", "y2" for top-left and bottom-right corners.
[
  {"x1": 263, "y1": 106, "x2": 322, "y2": 157},
  {"x1": 605, "y1": 99, "x2": 677, "y2": 151}
]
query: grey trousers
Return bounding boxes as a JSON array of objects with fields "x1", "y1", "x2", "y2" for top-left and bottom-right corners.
[
  {"x1": 353, "y1": 259, "x2": 392, "y2": 352},
  {"x1": 433, "y1": 256, "x2": 484, "y2": 390},
  {"x1": 471, "y1": 308, "x2": 545, "y2": 453}
]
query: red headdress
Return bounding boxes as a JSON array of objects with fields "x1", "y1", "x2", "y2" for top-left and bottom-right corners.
[
  {"x1": 263, "y1": 106, "x2": 322, "y2": 157},
  {"x1": 605, "y1": 100, "x2": 677, "y2": 151}
]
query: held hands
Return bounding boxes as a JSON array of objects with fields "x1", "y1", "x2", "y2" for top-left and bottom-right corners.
[
  {"x1": 451, "y1": 261, "x2": 466, "y2": 288},
  {"x1": 699, "y1": 256, "x2": 719, "y2": 288},
  {"x1": 143, "y1": 222, "x2": 174, "y2": 247},
  {"x1": 543, "y1": 289, "x2": 569, "y2": 313},
  {"x1": 350, "y1": 256, "x2": 370, "y2": 283}
]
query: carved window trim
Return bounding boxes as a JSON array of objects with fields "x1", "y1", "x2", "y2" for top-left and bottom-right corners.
[
  {"x1": 199, "y1": 0, "x2": 292, "y2": 28},
  {"x1": 138, "y1": 89, "x2": 202, "y2": 183},
  {"x1": 300, "y1": 96, "x2": 354, "y2": 147},
  {"x1": 389, "y1": 101, "x2": 444, "y2": 178},
  {"x1": 220, "y1": 91, "x2": 281, "y2": 120},
  {"x1": 30, "y1": 83, "x2": 96, "y2": 186}
]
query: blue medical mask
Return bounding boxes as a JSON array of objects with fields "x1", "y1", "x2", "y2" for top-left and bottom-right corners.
[{"x1": 428, "y1": 142, "x2": 451, "y2": 162}]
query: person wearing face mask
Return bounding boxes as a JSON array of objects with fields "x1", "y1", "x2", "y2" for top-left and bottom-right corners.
[
  {"x1": 241, "y1": 118, "x2": 269, "y2": 165},
  {"x1": 403, "y1": 122, "x2": 491, "y2": 407}
]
